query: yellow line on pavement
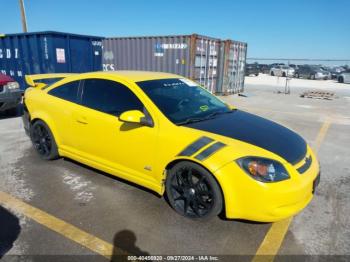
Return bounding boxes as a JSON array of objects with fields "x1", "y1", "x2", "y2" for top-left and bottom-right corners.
[
  {"x1": 313, "y1": 119, "x2": 331, "y2": 153},
  {"x1": 252, "y1": 119, "x2": 331, "y2": 262},
  {"x1": 0, "y1": 191, "x2": 128, "y2": 260}
]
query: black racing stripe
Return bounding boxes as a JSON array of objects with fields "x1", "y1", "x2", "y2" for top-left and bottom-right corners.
[
  {"x1": 178, "y1": 136, "x2": 214, "y2": 157},
  {"x1": 195, "y1": 142, "x2": 226, "y2": 161},
  {"x1": 297, "y1": 156, "x2": 312, "y2": 174},
  {"x1": 184, "y1": 110, "x2": 307, "y2": 165}
]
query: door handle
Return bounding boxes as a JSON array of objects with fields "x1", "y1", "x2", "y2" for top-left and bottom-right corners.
[{"x1": 76, "y1": 116, "x2": 88, "y2": 124}]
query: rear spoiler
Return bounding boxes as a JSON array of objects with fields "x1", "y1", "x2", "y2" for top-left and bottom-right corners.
[{"x1": 25, "y1": 73, "x2": 76, "y2": 88}]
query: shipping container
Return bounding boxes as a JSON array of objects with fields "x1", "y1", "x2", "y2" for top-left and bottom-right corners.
[
  {"x1": 217, "y1": 40, "x2": 247, "y2": 95},
  {"x1": 102, "y1": 34, "x2": 222, "y2": 93},
  {"x1": 0, "y1": 31, "x2": 103, "y2": 90}
]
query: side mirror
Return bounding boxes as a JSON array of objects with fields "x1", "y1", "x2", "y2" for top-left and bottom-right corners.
[{"x1": 119, "y1": 110, "x2": 153, "y2": 127}]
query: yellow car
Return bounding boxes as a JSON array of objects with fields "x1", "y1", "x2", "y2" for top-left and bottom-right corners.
[{"x1": 22, "y1": 71, "x2": 320, "y2": 222}]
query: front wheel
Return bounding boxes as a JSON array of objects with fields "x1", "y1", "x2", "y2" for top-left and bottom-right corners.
[
  {"x1": 30, "y1": 120, "x2": 59, "y2": 160},
  {"x1": 165, "y1": 161, "x2": 223, "y2": 219},
  {"x1": 338, "y1": 76, "x2": 344, "y2": 83}
]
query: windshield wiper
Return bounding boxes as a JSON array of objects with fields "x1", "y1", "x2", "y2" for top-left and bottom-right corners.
[
  {"x1": 177, "y1": 109, "x2": 235, "y2": 126},
  {"x1": 177, "y1": 117, "x2": 208, "y2": 125},
  {"x1": 204, "y1": 110, "x2": 233, "y2": 119}
]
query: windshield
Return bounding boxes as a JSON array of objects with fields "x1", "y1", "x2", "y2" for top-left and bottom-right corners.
[{"x1": 137, "y1": 78, "x2": 231, "y2": 125}]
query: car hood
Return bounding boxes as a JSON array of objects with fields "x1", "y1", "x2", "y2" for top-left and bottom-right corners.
[{"x1": 183, "y1": 110, "x2": 307, "y2": 165}]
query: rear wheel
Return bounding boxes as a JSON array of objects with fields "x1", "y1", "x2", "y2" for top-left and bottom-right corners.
[
  {"x1": 310, "y1": 74, "x2": 316, "y2": 80},
  {"x1": 295, "y1": 73, "x2": 300, "y2": 78},
  {"x1": 338, "y1": 76, "x2": 344, "y2": 83},
  {"x1": 165, "y1": 161, "x2": 223, "y2": 219},
  {"x1": 30, "y1": 120, "x2": 59, "y2": 160},
  {"x1": 282, "y1": 72, "x2": 286, "y2": 77},
  {"x1": 270, "y1": 71, "x2": 275, "y2": 76}
]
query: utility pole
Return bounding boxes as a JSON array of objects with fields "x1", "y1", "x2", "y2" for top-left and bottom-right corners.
[{"x1": 19, "y1": 0, "x2": 28, "y2": 32}]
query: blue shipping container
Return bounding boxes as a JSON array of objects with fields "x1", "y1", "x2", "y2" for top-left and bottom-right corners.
[{"x1": 0, "y1": 31, "x2": 103, "y2": 90}]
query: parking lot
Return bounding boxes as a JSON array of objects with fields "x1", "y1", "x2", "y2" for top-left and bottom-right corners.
[{"x1": 1, "y1": 75, "x2": 350, "y2": 260}]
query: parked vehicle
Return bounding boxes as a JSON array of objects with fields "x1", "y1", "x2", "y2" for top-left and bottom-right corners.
[
  {"x1": 338, "y1": 71, "x2": 350, "y2": 84},
  {"x1": 245, "y1": 64, "x2": 260, "y2": 76},
  {"x1": 270, "y1": 65, "x2": 295, "y2": 77},
  {"x1": 258, "y1": 64, "x2": 270, "y2": 74},
  {"x1": 0, "y1": 73, "x2": 22, "y2": 114},
  {"x1": 295, "y1": 65, "x2": 330, "y2": 80},
  {"x1": 289, "y1": 64, "x2": 299, "y2": 70},
  {"x1": 329, "y1": 66, "x2": 346, "y2": 79},
  {"x1": 23, "y1": 71, "x2": 320, "y2": 222}
]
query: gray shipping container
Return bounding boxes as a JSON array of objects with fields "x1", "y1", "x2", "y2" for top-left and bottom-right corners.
[
  {"x1": 217, "y1": 40, "x2": 247, "y2": 95},
  {"x1": 102, "y1": 34, "x2": 224, "y2": 93}
]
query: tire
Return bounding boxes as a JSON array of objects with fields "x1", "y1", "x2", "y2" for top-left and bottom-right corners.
[
  {"x1": 30, "y1": 120, "x2": 59, "y2": 160},
  {"x1": 282, "y1": 72, "x2": 286, "y2": 77},
  {"x1": 338, "y1": 76, "x2": 344, "y2": 83},
  {"x1": 270, "y1": 71, "x2": 275, "y2": 76},
  {"x1": 295, "y1": 73, "x2": 300, "y2": 78},
  {"x1": 310, "y1": 74, "x2": 316, "y2": 80},
  {"x1": 255, "y1": 73, "x2": 259, "y2": 76},
  {"x1": 165, "y1": 161, "x2": 223, "y2": 220}
]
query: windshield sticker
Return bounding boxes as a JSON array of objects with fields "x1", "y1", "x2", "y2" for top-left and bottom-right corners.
[
  {"x1": 179, "y1": 78, "x2": 197, "y2": 87},
  {"x1": 200, "y1": 105, "x2": 209, "y2": 112}
]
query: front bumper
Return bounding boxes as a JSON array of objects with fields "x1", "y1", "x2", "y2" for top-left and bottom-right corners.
[
  {"x1": 0, "y1": 90, "x2": 22, "y2": 111},
  {"x1": 214, "y1": 147, "x2": 320, "y2": 222}
]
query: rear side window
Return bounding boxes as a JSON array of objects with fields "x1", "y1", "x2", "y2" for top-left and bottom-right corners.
[
  {"x1": 48, "y1": 81, "x2": 80, "y2": 103},
  {"x1": 81, "y1": 79, "x2": 143, "y2": 116}
]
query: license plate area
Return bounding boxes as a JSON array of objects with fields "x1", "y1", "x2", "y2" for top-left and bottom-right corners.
[{"x1": 312, "y1": 173, "x2": 321, "y2": 194}]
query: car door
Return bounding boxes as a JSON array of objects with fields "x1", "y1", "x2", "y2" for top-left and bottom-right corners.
[
  {"x1": 72, "y1": 78, "x2": 159, "y2": 187},
  {"x1": 46, "y1": 80, "x2": 81, "y2": 151}
]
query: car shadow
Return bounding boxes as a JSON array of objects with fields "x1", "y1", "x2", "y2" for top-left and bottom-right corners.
[
  {"x1": 62, "y1": 158, "x2": 161, "y2": 198},
  {"x1": 0, "y1": 104, "x2": 23, "y2": 120},
  {"x1": 0, "y1": 206, "x2": 21, "y2": 258},
  {"x1": 63, "y1": 157, "x2": 272, "y2": 224},
  {"x1": 111, "y1": 229, "x2": 149, "y2": 262}
]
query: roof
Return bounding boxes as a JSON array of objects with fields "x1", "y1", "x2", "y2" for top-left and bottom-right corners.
[
  {"x1": 95, "y1": 70, "x2": 181, "y2": 82},
  {"x1": 0, "y1": 31, "x2": 104, "y2": 39},
  {"x1": 105, "y1": 33, "x2": 221, "y2": 41}
]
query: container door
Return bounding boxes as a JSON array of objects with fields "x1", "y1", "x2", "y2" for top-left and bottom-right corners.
[
  {"x1": 194, "y1": 38, "x2": 219, "y2": 93},
  {"x1": 69, "y1": 37, "x2": 92, "y2": 72}
]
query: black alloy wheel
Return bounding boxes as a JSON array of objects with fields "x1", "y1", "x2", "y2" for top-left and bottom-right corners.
[
  {"x1": 30, "y1": 120, "x2": 59, "y2": 160},
  {"x1": 166, "y1": 162, "x2": 223, "y2": 219}
]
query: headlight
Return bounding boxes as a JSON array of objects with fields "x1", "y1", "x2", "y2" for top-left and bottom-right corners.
[
  {"x1": 6, "y1": 81, "x2": 20, "y2": 90},
  {"x1": 236, "y1": 157, "x2": 290, "y2": 182}
]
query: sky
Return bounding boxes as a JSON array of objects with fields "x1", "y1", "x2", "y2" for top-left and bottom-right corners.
[{"x1": 1, "y1": 0, "x2": 349, "y2": 60}]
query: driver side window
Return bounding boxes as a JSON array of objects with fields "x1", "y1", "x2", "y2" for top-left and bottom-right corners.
[{"x1": 81, "y1": 79, "x2": 144, "y2": 116}]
